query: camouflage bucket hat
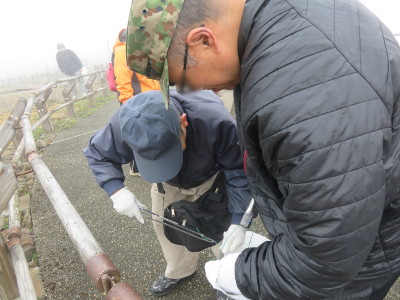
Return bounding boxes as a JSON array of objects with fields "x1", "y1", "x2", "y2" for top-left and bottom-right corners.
[{"x1": 127, "y1": 0, "x2": 186, "y2": 107}]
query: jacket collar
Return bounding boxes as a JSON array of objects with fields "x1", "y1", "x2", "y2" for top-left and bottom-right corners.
[{"x1": 238, "y1": 0, "x2": 270, "y2": 62}]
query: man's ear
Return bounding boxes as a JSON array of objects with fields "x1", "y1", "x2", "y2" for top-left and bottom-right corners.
[
  {"x1": 180, "y1": 113, "x2": 188, "y2": 128},
  {"x1": 186, "y1": 27, "x2": 218, "y2": 52}
]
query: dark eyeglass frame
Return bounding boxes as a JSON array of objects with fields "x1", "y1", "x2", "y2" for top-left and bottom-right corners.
[
  {"x1": 176, "y1": 24, "x2": 205, "y2": 94},
  {"x1": 176, "y1": 44, "x2": 189, "y2": 94}
]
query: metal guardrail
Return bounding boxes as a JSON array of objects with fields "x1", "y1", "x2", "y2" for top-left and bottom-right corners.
[{"x1": 0, "y1": 71, "x2": 143, "y2": 300}]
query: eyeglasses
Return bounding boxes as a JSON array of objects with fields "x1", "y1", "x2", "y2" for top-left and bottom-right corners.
[
  {"x1": 176, "y1": 43, "x2": 189, "y2": 94},
  {"x1": 176, "y1": 24, "x2": 205, "y2": 94}
]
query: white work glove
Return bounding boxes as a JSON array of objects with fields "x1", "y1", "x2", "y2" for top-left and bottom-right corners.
[
  {"x1": 205, "y1": 253, "x2": 248, "y2": 300},
  {"x1": 110, "y1": 187, "x2": 146, "y2": 224},
  {"x1": 221, "y1": 224, "x2": 247, "y2": 255}
]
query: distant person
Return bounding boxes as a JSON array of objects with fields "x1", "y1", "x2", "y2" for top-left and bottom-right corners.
[
  {"x1": 56, "y1": 43, "x2": 87, "y2": 96},
  {"x1": 112, "y1": 28, "x2": 160, "y2": 175},
  {"x1": 112, "y1": 28, "x2": 160, "y2": 104}
]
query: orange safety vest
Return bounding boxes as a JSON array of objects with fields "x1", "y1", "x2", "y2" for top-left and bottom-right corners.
[{"x1": 113, "y1": 31, "x2": 160, "y2": 104}]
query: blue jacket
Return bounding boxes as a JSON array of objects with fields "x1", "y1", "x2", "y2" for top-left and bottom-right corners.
[{"x1": 83, "y1": 90, "x2": 252, "y2": 224}]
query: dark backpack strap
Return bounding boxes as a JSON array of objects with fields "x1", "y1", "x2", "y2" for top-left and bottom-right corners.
[
  {"x1": 131, "y1": 72, "x2": 142, "y2": 96},
  {"x1": 157, "y1": 182, "x2": 165, "y2": 194},
  {"x1": 111, "y1": 52, "x2": 115, "y2": 67},
  {"x1": 170, "y1": 99, "x2": 185, "y2": 116},
  {"x1": 210, "y1": 172, "x2": 226, "y2": 193}
]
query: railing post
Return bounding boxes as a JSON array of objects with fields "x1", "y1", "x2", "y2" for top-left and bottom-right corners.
[
  {"x1": 35, "y1": 88, "x2": 54, "y2": 133},
  {"x1": 100, "y1": 74, "x2": 108, "y2": 97},
  {"x1": 62, "y1": 80, "x2": 76, "y2": 118},
  {"x1": 85, "y1": 74, "x2": 97, "y2": 107},
  {"x1": 13, "y1": 128, "x2": 23, "y2": 149},
  {"x1": 0, "y1": 161, "x2": 18, "y2": 216},
  {"x1": 12, "y1": 128, "x2": 27, "y2": 163},
  {"x1": 0, "y1": 98, "x2": 27, "y2": 157},
  {"x1": 0, "y1": 233, "x2": 19, "y2": 300}
]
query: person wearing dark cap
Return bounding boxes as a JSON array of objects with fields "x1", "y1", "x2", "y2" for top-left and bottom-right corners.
[{"x1": 83, "y1": 89, "x2": 252, "y2": 296}]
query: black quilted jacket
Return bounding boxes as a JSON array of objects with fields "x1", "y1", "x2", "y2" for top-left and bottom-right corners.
[{"x1": 234, "y1": 0, "x2": 400, "y2": 299}]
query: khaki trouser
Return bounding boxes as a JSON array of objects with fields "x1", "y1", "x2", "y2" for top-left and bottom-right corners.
[{"x1": 151, "y1": 173, "x2": 220, "y2": 279}]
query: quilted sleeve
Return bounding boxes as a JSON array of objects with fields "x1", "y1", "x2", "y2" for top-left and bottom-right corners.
[{"x1": 236, "y1": 93, "x2": 391, "y2": 298}]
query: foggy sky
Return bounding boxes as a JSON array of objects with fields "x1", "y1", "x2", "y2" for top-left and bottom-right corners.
[
  {"x1": 0, "y1": 0, "x2": 399, "y2": 80},
  {"x1": 0, "y1": 0, "x2": 131, "y2": 80}
]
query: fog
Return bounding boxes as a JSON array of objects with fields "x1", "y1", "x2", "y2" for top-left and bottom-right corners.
[
  {"x1": 0, "y1": 0, "x2": 399, "y2": 80},
  {"x1": 0, "y1": 0, "x2": 131, "y2": 79},
  {"x1": 361, "y1": 0, "x2": 400, "y2": 35}
]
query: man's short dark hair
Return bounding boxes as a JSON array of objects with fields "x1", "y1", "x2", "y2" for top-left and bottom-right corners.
[{"x1": 168, "y1": 0, "x2": 221, "y2": 68}]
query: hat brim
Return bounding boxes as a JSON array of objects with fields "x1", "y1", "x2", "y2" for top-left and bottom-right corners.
[
  {"x1": 160, "y1": 58, "x2": 171, "y2": 108},
  {"x1": 132, "y1": 134, "x2": 183, "y2": 183}
]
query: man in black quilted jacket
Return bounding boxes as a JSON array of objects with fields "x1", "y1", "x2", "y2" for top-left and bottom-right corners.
[{"x1": 126, "y1": 0, "x2": 400, "y2": 299}]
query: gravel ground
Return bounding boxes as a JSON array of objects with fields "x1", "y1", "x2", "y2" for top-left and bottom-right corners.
[{"x1": 29, "y1": 94, "x2": 400, "y2": 300}]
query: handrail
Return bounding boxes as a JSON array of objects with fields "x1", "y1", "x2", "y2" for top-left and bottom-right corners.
[
  {"x1": 32, "y1": 88, "x2": 106, "y2": 130},
  {"x1": 32, "y1": 70, "x2": 104, "y2": 97},
  {"x1": 0, "y1": 71, "x2": 143, "y2": 300},
  {"x1": 8, "y1": 194, "x2": 37, "y2": 300}
]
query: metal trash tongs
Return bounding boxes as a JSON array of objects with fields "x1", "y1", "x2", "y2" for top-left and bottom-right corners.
[
  {"x1": 139, "y1": 207, "x2": 217, "y2": 244},
  {"x1": 139, "y1": 198, "x2": 256, "y2": 244}
]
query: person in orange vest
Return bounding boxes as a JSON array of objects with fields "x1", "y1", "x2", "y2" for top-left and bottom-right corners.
[
  {"x1": 112, "y1": 28, "x2": 160, "y2": 104},
  {"x1": 112, "y1": 28, "x2": 160, "y2": 175}
]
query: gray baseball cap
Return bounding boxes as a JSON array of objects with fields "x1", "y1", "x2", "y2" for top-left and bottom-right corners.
[{"x1": 119, "y1": 91, "x2": 183, "y2": 183}]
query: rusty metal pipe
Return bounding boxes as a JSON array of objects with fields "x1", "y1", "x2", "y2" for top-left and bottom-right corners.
[
  {"x1": 8, "y1": 194, "x2": 38, "y2": 299},
  {"x1": 85, "y1": 253, "x2": 120, "y2": 292},
  {"x1": 106, "y1": 282, "x2": 144, "y2": 300}
]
